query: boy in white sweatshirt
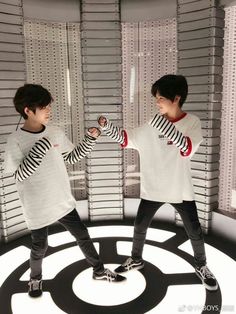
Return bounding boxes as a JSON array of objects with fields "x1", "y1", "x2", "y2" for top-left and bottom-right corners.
[
  {"x1": 4, "y1": 84, "x2": 126, "y2": 297},
  {"x1": 98, "y1": 74, "x2": 218, "y2": 291}
]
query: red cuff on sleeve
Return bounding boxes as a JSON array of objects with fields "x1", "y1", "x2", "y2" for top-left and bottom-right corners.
[
  {"x1": 180, "y1": 136, "x2": 192, "y2": 157},
  {"x1": 121, "y1": 130, "x2": 128, "y2": 148}
]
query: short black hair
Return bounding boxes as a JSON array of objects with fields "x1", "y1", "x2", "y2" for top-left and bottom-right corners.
[
  {"x1": 151, "y1": 74, "x2": 188, "y2": 108},
  {"x1": 13, "y1": 84, "x2": 53, "y2": 119}
]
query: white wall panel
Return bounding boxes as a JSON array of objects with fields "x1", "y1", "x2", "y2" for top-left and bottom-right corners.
[
  {"x1": 177, "y1": 0, "x2": 224, "y2": 232},
  {"x1": 122, "y1": 22, "x2": 139, "y2": 197},
  {"x1": 0, "y1": 0, "x2": 26, "y2": 242},
  {"x1": 67, "y1": 23, "x2": 87, "y2": 200},
  {"x1": 24, "y1": 20, "x2": 86, "y2": 201},
  {"x1": 122, "y1": 18, "x2": 177, "y2": 197},
  {"x1": 219, "y1": 5, "x2": 236, "y2": 213},
  {"x1": 81, "y1": 0, "x2": 124, "y2": 221}
]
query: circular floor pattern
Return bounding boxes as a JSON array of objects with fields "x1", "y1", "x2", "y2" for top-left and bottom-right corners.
[
  {"x1": 72, "y1": 264, "x2": 146, "y2": 306},
  {"x1": 0, "y1": 220, "x2": 235, "y2": 314}
]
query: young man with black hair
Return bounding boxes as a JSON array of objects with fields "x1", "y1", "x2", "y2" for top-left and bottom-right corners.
[
  {"x1": 98, "y1": 74, "x2": 218, "y2": 291},
  {"x1": 4, "y1": 84, "x2": 126, "y2": 298}
]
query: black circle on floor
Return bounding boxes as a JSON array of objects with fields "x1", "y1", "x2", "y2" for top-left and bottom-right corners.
[{"x1": 0, "y1": 220, "x2": 227, "y2": 314}]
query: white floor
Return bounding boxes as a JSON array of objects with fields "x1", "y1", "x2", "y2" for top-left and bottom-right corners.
[{"x1": 0, "y1": 226, "x2": 235, "y2": 314}]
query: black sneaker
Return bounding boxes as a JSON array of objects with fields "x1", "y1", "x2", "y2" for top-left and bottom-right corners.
[
  {"x1": 114, "y1": 257, "x2": 145, "y2": 273},
  {"x1": 93, "y1": 268, "x2": 126, "y2": 282},
  {"x1": 28, "y1": 279, "x2": 43, "y2": 297},
  {"x1": 195, "y1": 265, "x2": 218, "y2": 291}
]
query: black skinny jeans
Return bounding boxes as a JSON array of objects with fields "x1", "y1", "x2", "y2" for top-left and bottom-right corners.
[
  {"x1": 30, "y1": 209, "x2": 104, "y2": 280},
  {"x1": 131, "y1": 199, "x2": 206, "y2": 268}
]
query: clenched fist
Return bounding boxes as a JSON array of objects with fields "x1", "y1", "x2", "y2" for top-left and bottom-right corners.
[
  {"x1": 87, "y1": 127, "x2": 101, "y2": 139},
  {"x1": 98, "y1": 116, "x2": 107, "y2": 128}
]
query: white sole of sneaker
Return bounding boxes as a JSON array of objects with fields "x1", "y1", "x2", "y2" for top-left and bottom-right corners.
[
  {"x1": 195, "y1": 271, "x2": 218, "y2": 291},
  {"x1": 92, "y1": 277, "x2": 126, "y2": 283},
  {"x1": 115, "y1": 264, "x2": 145, "y2": 274}
]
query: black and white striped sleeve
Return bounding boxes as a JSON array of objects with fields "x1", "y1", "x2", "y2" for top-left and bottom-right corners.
[
  {"x1": 15, "y1": 137, "x2": 52, "y2": 182},
  {"x1": 62, "y1": 134, "x2": 97, "y2": 164},
  {"x1": 149, "y1": 114, "x2": 189, "y2": 154},
  {"x1": 101, "y1": 119, "x2": 125, "y2": 145}
]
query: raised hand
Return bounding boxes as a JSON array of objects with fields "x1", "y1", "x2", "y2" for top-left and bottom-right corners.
[
  {"x1": 87, "y1": 127, "x2": 101, "y2": 139},
  {"x1": 98, "y1": 116, "x2": 107, "y2": 128}
]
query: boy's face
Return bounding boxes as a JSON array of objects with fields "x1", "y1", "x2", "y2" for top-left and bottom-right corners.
[
  {"x1": 26, "y1": 104, "x2": 51, "y2": 125},
  {"x1": 155, "y1": 92, "x2": 180, "y2": 115}
]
